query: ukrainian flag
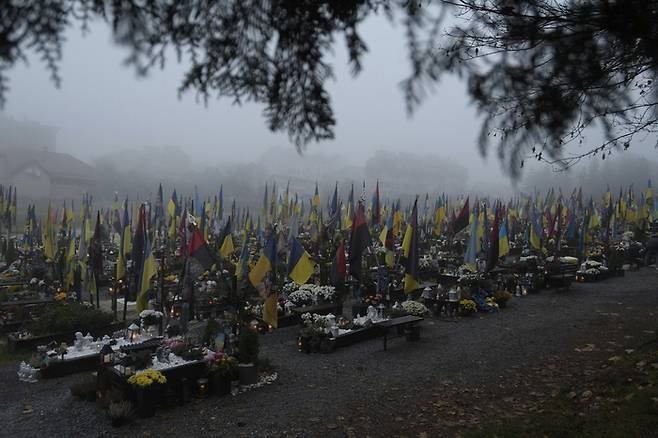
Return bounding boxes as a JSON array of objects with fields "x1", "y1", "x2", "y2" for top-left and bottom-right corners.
[
  {"x1": 137, "y1": 232, "x2": 157, "y2": 312},
  {"x1": 249, "y1": 234, "x2": 277, "y2": 288},
  {"x1": 498, "y1": 216, "x2": 510, "y2": 258},
  {"x1": 287, "y1": 236, "x2": 315, "y2": 285}
]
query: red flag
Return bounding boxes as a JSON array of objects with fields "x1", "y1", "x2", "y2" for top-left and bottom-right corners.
[
  {"x1": 330, "y1": 239, "x2": 347, "y2": 285},
  {"x1": 348, "y1": 202, "x2": 371, "y2": 280}
]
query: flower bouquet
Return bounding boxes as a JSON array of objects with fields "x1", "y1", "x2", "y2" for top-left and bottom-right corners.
[
  {"x1": 401, "y1": 300, "x2": 429, "y2": 317},
  {"x1": 493, "y1": 290, "x2": 512, "y2": 308},
  {"x1": 128, "y1": 369, "x2": 167, "y2": 418},
  {"x1": 459, "y1": 299, "x2": 477, "y2": 316},
  {"x1": 206, "y1": 352, "x2": 238, "y2": 395}
]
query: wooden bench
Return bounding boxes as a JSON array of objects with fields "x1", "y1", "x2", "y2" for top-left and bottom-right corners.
[
  {"x1": 375, "y1": 315, "x2": 424, "y2": 351},
  {"x1": 544, "y1": 263, "x2": 578, "y2": 291}
]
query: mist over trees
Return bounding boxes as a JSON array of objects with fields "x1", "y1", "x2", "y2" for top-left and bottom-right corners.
[
  {"x1": 92, "y1": 144, "x2": 656, "y2": 209},
  {"x1": 92, "y1": 146, "x2": 470, "y2": 208},
  {"x1": 2, "y1": 1, "x2": 657, "y2": 177},
  {"x1": 521, "y1": 154, "x2": 658, "y2": 198}
]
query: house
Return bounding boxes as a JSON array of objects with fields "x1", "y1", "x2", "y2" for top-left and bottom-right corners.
[{"x1": 0, "y1": 148, "x2": 96, "y2": 203}]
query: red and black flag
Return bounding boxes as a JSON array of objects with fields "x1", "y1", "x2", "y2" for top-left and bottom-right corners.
[
  {"x1": 450, "y1": 197, "x2": 470, "y2": 235},
  {"x1": 330, "y1": 239, "x2": 347, "y2": 286},
  {"x1": 348, "y1": 201, "x2": 371, "y2": 280},
  {"x1": 188, "y1": 227, "x2": 215, "y2": 272}
]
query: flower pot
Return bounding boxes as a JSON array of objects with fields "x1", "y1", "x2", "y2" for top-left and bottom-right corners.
[
  {"x1": 211, "y1": 373, "x2": 231, "y2": 396},
  {"x1": 497, "y1": 300, "x2": 508, "y2": 309},
  {"x1": 238, "y1": 363, "x2": 258, "y2": 386},
  {"x1": 135, "y1": 387, "x2": 157, "y2": 418}
]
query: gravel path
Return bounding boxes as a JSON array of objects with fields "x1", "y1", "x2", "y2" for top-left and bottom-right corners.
[{"x1": 1, "y1": 269, "x2": 657, "y2": 437}]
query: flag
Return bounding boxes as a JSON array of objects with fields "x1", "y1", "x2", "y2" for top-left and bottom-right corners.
[
  {"x1": 529, "y1": 208, "x2": 542, "y2": 250},
  {"x1": 131, "y1": 206, "x2": 146, "y2": 297},
  {"x1": 312, "y1": 183, "x2": 320, "y2": 208},
  {"x1": 379, "y1": 212, "x2": 395, "y2": 267},
  {"x1": 348, "y1": 201, "x2": 371, "y2": 280},
  {"x1": 249, "y1": 233, "x2": 277, "y2": 288},
  {"x1": 189, "y1": 227, "x2": 215, "y2": 272},
  {"x1": 219, "y1": 216, "x2": 235, "y2": 258},
  {"x1": 403, "y1": 199, "x2": 420, "y2": 293},
  {"x1": 137, "y1": 228, "x2": 157, "y2": 312},
  {"x1": 89, "y1": 211, "x2": 103, "y2": 283},
  {"x1": 487, "y1": 206, "x2": 500, "y2": 271},
  {"x1": 498, "y1": 214, "x2": 510, "y2": 258},
  {"x1": 464, "y1": 207, "x2": 479, "y2": 271},
  {"x1": 371, "y1": 180, "x2": 380, "y2": 226},
  {"x1": 287, "y1": 236, "x2": 315, "y2": 285},
  {"x1": 330, "y1": 239, "x2": 347, "y2": 286},
  {"x1": 451, "y1": 197, "x2": 470, "y2": 234},
  {"x1": 236, "y1": 231, "x2": 250, "y2": 281}
]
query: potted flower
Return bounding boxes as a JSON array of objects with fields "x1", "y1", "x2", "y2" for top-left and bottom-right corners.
[
  {"x1": 458, "y1": 299, "x2": 477, "y2": 316},
  {"x1": 237, "y1": 326, "x2": 259, "y2": 386},
  {"x1": 207, "y1": 352, "x2": 237, "y2": 396},
  {"x1": 139, "y1": 310, "x2": 163, "y2": 336},
  {"x1": 493, "y1": 290, "x2": 512, "y2": 308},
  {"x1": 127, "y1": 369, "x2": 166, "y2": 418}
]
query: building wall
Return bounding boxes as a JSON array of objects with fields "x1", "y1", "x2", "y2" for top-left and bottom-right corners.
[
  {"x1": 11, "y1": 165, "x2": 51, "y2": 202},
  {"x1": 50, "y1": 180, "x2": 93, "y2": 201}
]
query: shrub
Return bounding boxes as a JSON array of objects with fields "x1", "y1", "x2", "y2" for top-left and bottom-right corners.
[
  {"x1": 237, "y1": 328, "x2": 259, "y2": 364},
  {"x1": 108, "y1": 401, "x2": 133, "y2": 426},
  {"x1": 29, "y1": 303, "x2": 114, "y2": 336}
]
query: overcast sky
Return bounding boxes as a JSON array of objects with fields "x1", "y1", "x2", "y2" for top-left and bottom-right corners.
[{"x1": 2, "y1": 13, "x2": 656, "y2": 190}]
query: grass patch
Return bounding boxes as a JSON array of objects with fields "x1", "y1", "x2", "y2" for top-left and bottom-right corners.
[{"x1": 468, "y1": 339, "x2": 658, "y2": 438}]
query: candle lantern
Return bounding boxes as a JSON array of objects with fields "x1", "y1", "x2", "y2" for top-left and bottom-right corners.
[
  {"x1": 100, "y1": 344, "x2": 115, "y2": 365},
  {"x1": 196, "y1": 378, "x2": 209, "y2": 398},
  {"x1": 127, "y1": 323, "x2": 140, "y2": 343}
]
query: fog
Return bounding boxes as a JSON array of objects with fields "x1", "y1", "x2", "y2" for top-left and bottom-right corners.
[{"x1": 2, "y1": 14, "x2": 657, "y2": 204}]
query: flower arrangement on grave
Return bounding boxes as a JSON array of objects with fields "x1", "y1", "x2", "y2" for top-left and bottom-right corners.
[
  {"x1": 485, "y1": 296, "x2": 499, "y2": 310},
  {"x1": 298, "y1": 313, "x2": 335, "y2": 353},
  {"x1": 139, "y1": 310, "x2": 163, "y2": 327},
  {"x1": 164, "y1": 274, "x2": 178, "y2": 282},
  {"x1": 207, "y1": 352, "x2": 238, "y2": 378},
  {"x1": 287, "y1": 284, "x2": 336, "y2": 306},
  {"x1": 401, "y1": 300, "x2": 429, "y2": 317},
  {"x1": 459, "y1": 299, "x2": 477, "y2": 316},
  {"x1": 458, "y1": 270, "x2": 485, "y2": 286},
  {"x1": 419, "y1": 255, "x2": 433, "y2": 270},
  {"x1": 493, "y1": 290, "x2": 512, "y2": 308},
  {"x1": 127, "y1": 369, "x2": 167, "y2": 387},
  {"x1": 54, "y1": 290, "x2": 67, "y2": 301},
  {"x1": 362, "y1": 294, "x2": 381, "y2": 306}
]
